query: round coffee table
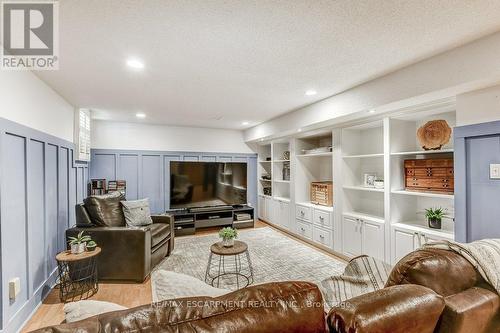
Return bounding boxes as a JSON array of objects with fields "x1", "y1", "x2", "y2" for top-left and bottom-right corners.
[
  {"x1": 204, "y1": 241, "x2": 254, "y2": 290},
  {"x1": 55, "y1": 247, "x2": 101, "y2": 302}
]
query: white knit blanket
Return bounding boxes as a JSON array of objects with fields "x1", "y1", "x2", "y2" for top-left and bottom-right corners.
[
  {"x1": 424, "y1": 239, "x2": 500, "y2": 294},
  {"x1": 319, "y1": 255, "x2": 392, "y2": 311}
]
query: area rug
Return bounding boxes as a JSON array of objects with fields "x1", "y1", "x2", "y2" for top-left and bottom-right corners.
[{"x1": 152, "y1": 227, "x2": 346, "y2": 300}]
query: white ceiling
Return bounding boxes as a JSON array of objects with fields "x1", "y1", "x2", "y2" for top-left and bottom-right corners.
[{"x1": 36, "y1": 0, "x2": 500, "y2": 129}]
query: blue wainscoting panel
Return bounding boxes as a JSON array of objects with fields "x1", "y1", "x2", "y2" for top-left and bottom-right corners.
[
  {"x1": 1, "y1": 133, "x2": 29, "y2": 323},
  {"x1": 91, "y1": 153, "x2": 116, "y2": 180},
  {"x1": 90, "y1": 149, "x2": 258, "y2": 213},
  {"x1": 119, "y1": 155, "x2": 139, "y2": 200},
  {"x1": 45, "y1": 144, "x2": 59, "y2": 274},
  {"x1": 27, "y1": 140, "x2": 46, "y2": 296},
  {"x1": 0, "y1": 118, "x2": 88, "y2": 333},
  {"x1": 142, "y1": 155, "x2": 163, "y2": 214},
  {"x1": 455, "y1": 120, "x2": 500, "y2": 242}
]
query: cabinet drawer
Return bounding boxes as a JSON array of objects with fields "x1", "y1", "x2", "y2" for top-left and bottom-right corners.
[
  {"x1": 296, "y1": 220, "x2": 312, "y2": 239},
  {"x1": 313, "y1": 209, "x2": 332, "y2": 228},
  {"x1": 313, "y1": 226, "x2": 333, "y2": 248},
  {"x1": 295, "y1": 205, "x2": 311, "y2": 221}
]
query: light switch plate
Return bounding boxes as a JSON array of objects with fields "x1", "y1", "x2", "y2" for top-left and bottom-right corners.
[
  {"x1": 9, "y1": 278, "x2": 20, "y2": 300},
  {"x1": 490, "y1": 164, "x2": 500, "y2": 179}
]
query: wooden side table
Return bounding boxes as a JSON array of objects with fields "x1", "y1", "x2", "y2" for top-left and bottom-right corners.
[
  {"x1": 55, "y1": 247, "x2": 101, "y2": 302},
  {"x1": 204, "y1": 241, "x2": 254, "y2": 290}
]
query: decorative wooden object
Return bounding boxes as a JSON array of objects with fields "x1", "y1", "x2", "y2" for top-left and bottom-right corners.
[
  {"x1": 417, "y1": 120, "x2": 452, "y2": 150},
  {"x1": 404, "y1": 159, "x2": 454, "y2": 194},
  {"x1": 310, "y1": 181, "x2": 333, "y2": 206}
]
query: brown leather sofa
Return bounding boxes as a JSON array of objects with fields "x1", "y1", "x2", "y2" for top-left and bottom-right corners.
[
  {"x1": 66, "y1": 192, "x2": 174, "y2": 282},
  {"x1": 327, "y1": 248, "x2": 500, "y2": 333},
  {"x1": 30, "y1": 281, "x2": 327, "y2": 333},
  {"x1": 32, "y1": 247, "x2": 499, "y2": 332}
]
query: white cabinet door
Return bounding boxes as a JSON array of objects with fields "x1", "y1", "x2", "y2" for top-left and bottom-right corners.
[
  {"x1": 361, "y1": 219, "x2": 385, "y2": 262},
  {"x1": 280, "y1": 201, "x2": 290, "y2": 229},
  {"x1": 392, "y1": 227, "x2": 417, "y2": 264},
  {"x1": 264, "y1": 196, "x2": 272, "y2": 223},
  {"x1": 258, "y1": 196, "x2": 266, "y2": 220},
  {"x1": 271, "y1": 199, "x2": 280, "y2": 226},
  {"x1": 342, "y1": 216, "x2": 362, "y2": 257}
]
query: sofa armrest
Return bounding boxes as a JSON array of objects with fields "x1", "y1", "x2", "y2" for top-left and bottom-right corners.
[
  {"x1": 327, "y1": 285, "x2": 445, "y2": 333},
  {"x1": 151, "y1": 214, "x2": 174, "y2": 252},
  {"x1": 66, "y1": 227, "x2": 151, "y2": 282},
  {"x1": 435, "y1": 287, "x2": 500, "y2": 333}
]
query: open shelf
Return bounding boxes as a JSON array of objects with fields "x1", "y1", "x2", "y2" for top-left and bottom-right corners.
[
  {"x1": 272, "y1": 159, "x2": 290, "y2": 162},
  {"x1": 391, "y1": 189, "x2": 454, "y2": 199},
  {"x1": 343, "y1": 153, "x2": 384, "y2": 159},
  {"x1": 273, "y1": 179, "x2": 290, "y2": 183},
  {"x1": 390, "y1": 149, "x2": 454, "y2": 156},
  {"x1": 258, "y1": 160, "x2": 272, "y2": 163},
  {"x1": 273, "y1": 196, "x2": 291, "y2": 202},
  {"x1": 343, "y1": 185, "x2": 384, "y2": 193},
  {"x1": 390, "y1": 109, "x2": 455, "y2": 153},
  {"x1": 296, "y1": 152, "x2": 332, "y2": 158},
  {"x1": 294, "y1": 131, "x2": 334, "y2": 205}
]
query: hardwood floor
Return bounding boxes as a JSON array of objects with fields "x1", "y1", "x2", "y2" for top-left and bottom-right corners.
[{"x1": 22, "y1": 219, "x2": 343, "y2": 332}]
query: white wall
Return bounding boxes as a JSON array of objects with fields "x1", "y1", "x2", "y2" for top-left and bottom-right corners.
[
  {"x1": 456, "y1": 84, "x2": 500, "y2": 126},
  {"x1": 245, "y1": 31, "x2": 500, "y2": 141},
  {"x1": 0, "y1": 71, "x2": 74, "y2": 142},
  {"x1": 92, "y1": 120, "x2": 253, "y2": 153}
]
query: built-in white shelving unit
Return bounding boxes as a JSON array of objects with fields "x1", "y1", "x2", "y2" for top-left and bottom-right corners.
[{"x1": 254, "y1": 99, "x2": 456, "y2": 265}]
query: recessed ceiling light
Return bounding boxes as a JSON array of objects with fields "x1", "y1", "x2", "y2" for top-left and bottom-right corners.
[
  {"x1": 297, "y1": 128, "x2": 302, "y2": 132},
  {"x1": 242, "y1": 121, "x2": 249, "y2": 125},
  {"x1": 368, "y1": 109, "x2": 376, "y2": 113},
  {"x1": 126, "y1": 58, "x2": 144, "y2": 69},
  {"x1": 305, "y1": 90, "x2": 317, "y2": 96},
  {"x1": 135, "y1": 112, "x2": 146, "y2": 118}
]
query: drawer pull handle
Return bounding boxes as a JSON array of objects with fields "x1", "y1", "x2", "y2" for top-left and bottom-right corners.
[
  {"x1": 300, "y1": 227, "x2": 305, "y2": 231},
  {"x1": 319, "y1": 235, "x2": 324, "y2": 238}
]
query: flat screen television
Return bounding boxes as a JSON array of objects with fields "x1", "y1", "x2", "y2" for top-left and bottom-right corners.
[{"x1": 170, "y1": 161, "x2": 247, "y2": 209}]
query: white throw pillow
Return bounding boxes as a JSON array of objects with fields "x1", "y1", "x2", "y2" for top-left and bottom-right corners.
[
  {"x1": 63, "y1": 300, "x2": 128, "y2": 323},
  {"x1": 121, "y1": 198, "x2": 153, "y2": 227},
  {"x1": 152, "y1": 270, "x2": 229, "y2": 302}
]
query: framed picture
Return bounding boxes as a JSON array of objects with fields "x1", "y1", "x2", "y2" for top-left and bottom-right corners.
[{"x1": 363, "y1": 173, "x2": 377, "y2": 187}]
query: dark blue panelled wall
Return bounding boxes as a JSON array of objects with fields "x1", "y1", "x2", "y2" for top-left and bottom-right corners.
[
  {"x1": 0, "y1": 118, "x2": 88, "y2": 333},
  {"x1": 90, "y1": 149, "x2": 258, "y2": 213},
  {"x1": 454, "y1": 120, "x2": 500, "y2": 242}
]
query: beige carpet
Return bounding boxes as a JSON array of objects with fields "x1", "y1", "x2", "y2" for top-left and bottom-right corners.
[{"x1": 153, "y1": 227, "x2": 346, "y2": 296}]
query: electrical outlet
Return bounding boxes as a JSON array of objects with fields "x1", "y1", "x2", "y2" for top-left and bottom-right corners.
[
  {"x1": 9, "y1": 278, "x2": 20, "y2": 300},
  {"x1": 490, "y1": 164, "x2": 500, "y2": 179}
]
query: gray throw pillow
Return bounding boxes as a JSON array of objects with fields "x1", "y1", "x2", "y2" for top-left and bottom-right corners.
[{"x1": 121, "y1": 199, "x2": 153, "y2": 227}]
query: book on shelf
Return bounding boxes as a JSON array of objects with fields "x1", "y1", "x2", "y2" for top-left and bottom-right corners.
[
  {"x1": 89, "y1": 179, "x2": 106, "y2": 196},
  {"x1": 108, "y1": 180, "x2": 127, "y2": 195}
]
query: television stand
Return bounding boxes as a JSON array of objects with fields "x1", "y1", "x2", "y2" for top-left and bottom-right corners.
[
  {"x1": 189, "y1": 205, "x2": 233, "y2": 213},
  {"x1": 166, "y1": 205, "x2": 255, "y2": 236}
]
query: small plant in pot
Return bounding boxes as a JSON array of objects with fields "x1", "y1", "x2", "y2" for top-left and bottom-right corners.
[
  {"x1": 68, "y1": 231, "x2": 91, "y2": 254},
  {"x1": 86, "y1": 240, "x2": 97, "y2": 252},
  {"x1": 219, "y1": 227, "x2": 238, "y2": 247},
  {"x1": 425, "y1": 207, "x2": 447, "y2": 229}
]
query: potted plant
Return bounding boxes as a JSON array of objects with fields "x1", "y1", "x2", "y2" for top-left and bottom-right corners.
[
  {"x1": 219, "y1": 227, "x2": 238, "y2": 247},
  {"x1": 425, "y1": 207, "x2": 447, "y2": 229},
  {"x1": 68, "y1": 231, "x2": 91, "y2": 254},
  {"x1": 86, "y1": 240, "x2": 97, "y2": 252}
]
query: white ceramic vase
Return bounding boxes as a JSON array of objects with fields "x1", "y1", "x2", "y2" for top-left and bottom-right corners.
[{"x1": 222, "y1": 238, "x2": 234, "y2": 247}]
